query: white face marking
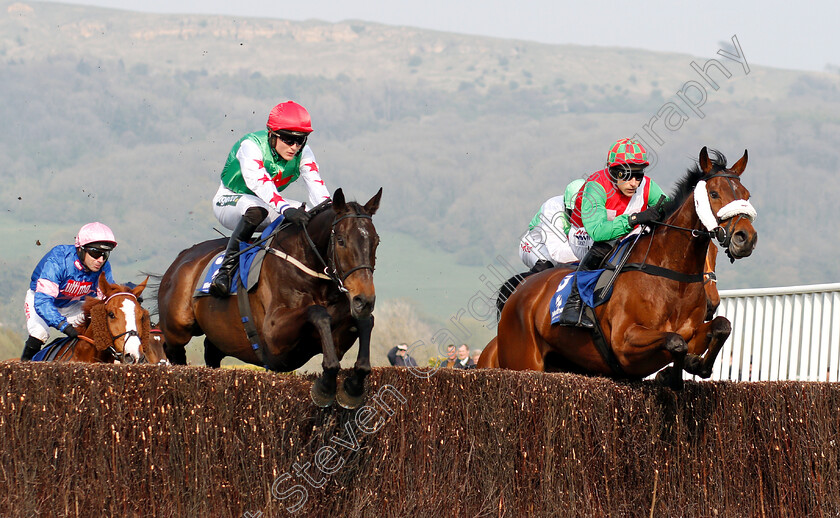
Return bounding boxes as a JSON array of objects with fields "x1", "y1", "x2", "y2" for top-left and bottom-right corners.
[{"x1": 120, "y1": 299, "x2": 142, "y2": 359}]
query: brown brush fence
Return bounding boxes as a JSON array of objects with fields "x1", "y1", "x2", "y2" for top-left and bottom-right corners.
[{"x1": 1, "y1": 362, "x2": 838, "y2": 517}]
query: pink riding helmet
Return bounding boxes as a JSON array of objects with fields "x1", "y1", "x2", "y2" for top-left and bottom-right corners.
[{"x1": 75, "y1": 222, "x2": 117, "y2": 249}]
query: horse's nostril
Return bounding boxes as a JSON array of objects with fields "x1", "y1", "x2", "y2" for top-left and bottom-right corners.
[
  {"x1": 352, "y1": 295, "x2": 375, "y2": 313},
  {"x1": 124, "y1": 354, "x2": 136, "y2": 364},
  {"x1": 732, "y1": 231, "x2": 747, "y2": 246}
]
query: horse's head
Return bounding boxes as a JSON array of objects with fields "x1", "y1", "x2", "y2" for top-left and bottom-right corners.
[
  {"x1": 145, "y1": 327, "x2": 170, "y2": 365},
  {"x1": 84, "y1": 273, "x2": 151, "y2": 364},
  {"x1": 329, "y1": 187, "x2": 382, "y2": 319},
  {"x1": 695, "y1": 147, "x2": 758, "y2": 260}
]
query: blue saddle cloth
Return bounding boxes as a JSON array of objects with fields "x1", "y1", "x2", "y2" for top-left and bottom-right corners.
[
  {"x1": 31, "y1": 336, "x2": 76, "y2": 362},
  {"x1": 196, "y1": 217, "x2": 286, "y2": 296},
  {"x1": 549, "y1": 233, "x2": 642, "y2": 324},
  {"x1": 549, "y1": 270, "x2": 605, "y2": 324}
]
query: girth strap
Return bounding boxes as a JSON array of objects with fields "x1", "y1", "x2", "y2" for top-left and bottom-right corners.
[
  {"x1": 236, "y1": 274, "x2": 267, "y2": 368},
  {"x1": 586, "y1": 307, "x2": 627, "y2": 377}
]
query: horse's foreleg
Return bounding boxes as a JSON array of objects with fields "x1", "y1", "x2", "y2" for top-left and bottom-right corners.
[
  {"x1": 337, "y1": 317, "x2": 373, "y2": 410},
  {"x1": 622, "y1": 324, "x2": 688, "y2": 390},
  {"x1": 308, "y1": 305, "x2": 339, "y2": 407},
  {"x1": 684, "y1": 316, "x2": 732, "y2": 378},
  {"x1": 204, "y1": 338, "x2": 225, "y2": 369}
]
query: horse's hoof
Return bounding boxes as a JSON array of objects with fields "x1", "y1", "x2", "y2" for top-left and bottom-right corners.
[
  {"x1": 310, "y1": 381, "x2": 335, "y2": 408},
  {"x1": 655, "y1": 366, "x2": 685, "y2": 390},
  {"x1": 336, "y1": 381, "x2": 365, "y2": 410}
]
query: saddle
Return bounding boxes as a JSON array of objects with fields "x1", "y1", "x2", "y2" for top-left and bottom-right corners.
[{"x1": 32, "y1": 336, "x2": 77, "y2": 362}]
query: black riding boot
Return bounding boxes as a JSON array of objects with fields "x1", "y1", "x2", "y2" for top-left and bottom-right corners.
[
  {"x1": 209, "y1": 217, "x2": 259, "y2": 298},
  {"x1": 21, "y1": 335, "x2": 45, "y2": 361},
  {"x1": 556, "y1": 242, "x2": 613, "y2": 328},
  {"x1": 530, "y1": 259, "x2": 554, "y2": 274}
]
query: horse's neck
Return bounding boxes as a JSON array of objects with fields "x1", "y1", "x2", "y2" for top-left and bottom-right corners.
[
  {"x1": 268, "y1": 212, "x2": 333, "y2": 276},
  {"x1": 645, "y1": 192, "x2": 710, "y2": 273}
]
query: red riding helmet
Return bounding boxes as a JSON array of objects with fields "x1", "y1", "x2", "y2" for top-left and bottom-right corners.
[{"x1": 267, "y1": 101, "x2": 313, "y2": 133}]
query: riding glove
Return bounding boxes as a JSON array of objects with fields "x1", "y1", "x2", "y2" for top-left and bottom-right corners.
[
  {"x1": 63, "y1": 325, "x2": 79, "y2": 339},
  {"x1": 628, "y1": 206, "x2": 661, "y2": 227},
  {"x1": 283, "y1": 207, "x2": 311, "y2": 227}
]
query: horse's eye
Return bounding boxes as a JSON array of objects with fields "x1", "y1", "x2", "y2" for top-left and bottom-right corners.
[
  {"x1": 108, "y1": 311, "x2": 116, "y2": 319},
  {"x1": 336, "y1": 236, "x2": 346, "y2": 246},
  {"x1": 709, "y1": 191, "x2": 719, "y2": 199}
]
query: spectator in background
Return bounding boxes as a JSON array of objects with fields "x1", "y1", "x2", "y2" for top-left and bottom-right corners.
[
  {"x1": 470, "y1": 349, "x2": 482, "y2": 368},
  {"x1": 393, "y1": 343, "x2": 417, "y2": 367},
  {"x1": 454, "y1": 343, "x2": 475, "y2": 369},
  {"x1": 439, "y1": 344, "x2": 457, "y2": 368},
  {"x1": 387, "y1": 345, "x2": 399, "y2": 366}
]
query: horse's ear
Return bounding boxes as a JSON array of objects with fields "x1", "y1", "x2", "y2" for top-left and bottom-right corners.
[
  {"x1": 730, "y1": 149, "x2": 748, "y2": 176},
  {"x1": 363, "y1": 188, "x2": 383, "y2": 216},
  {"x1": 333, "y1": 188, "x2": 347, "y2": 212},
  {"x1": 699, "y1": 146, "x2": 712, "y2": 175},
  {"x1": 132, "y1": 276, "x2": 149, "y2": 298},
  {"x1": 99, "y1": 271, "x2": 115, "y2": 296}
]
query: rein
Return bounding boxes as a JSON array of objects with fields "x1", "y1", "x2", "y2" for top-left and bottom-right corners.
[{"x1": 287, "y1": 211, "x2": 374, "y2": 293}]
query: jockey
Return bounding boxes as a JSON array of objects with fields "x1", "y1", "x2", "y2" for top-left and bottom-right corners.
[
  {"x1": 210, "y1": 101, "x2": 331, "y2": 297},
  {"x1": 556, "y1": 138, "x2": 668, "y2": 328},
  {"x1": 21, "y1": 222, "x2": 118, "y2": 361},
  {"x1": 519, "y1": 178, "x2": 585, "y2": 273}
]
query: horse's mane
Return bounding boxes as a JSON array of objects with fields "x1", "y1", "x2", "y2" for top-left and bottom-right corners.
[{"x1": 659, "y1": 149, "x2": 728, "y2": 220}]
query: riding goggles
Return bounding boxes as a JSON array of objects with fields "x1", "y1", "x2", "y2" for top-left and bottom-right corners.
[
  {"x1": 611, "y1": 167, "x2": 646, "y2": 182},
  {"x1": 83, "y1": 247, "x2": 110, "y2": 260},
  {"x1": 273, "y1": 131, "x2": 308, "y2": 148}
]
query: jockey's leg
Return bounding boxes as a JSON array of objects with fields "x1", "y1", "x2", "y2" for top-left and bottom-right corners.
[
  {"x1": 556, "y1": 241, "x2": 612, "y2": 328},
  {"x1": 21, "y1": 335, "x2": 45, "y2": 361},
  {"x1": 530, "y1": 259, "x2": 554, "y2": 273},
  {"x1": 209, "y1": 206, "x2": 265, "y2": 298}
]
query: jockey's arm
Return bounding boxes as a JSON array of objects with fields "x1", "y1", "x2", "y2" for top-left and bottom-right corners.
[
  {"x1": 580, "y1": 182, "x2": 632, "y2": 242},
  {"x1": 32, "y1": 256, "x2": 73, "y2": 331},
  {"x1": 297, "y1": 146, "x2": 331, "y2": 207},
  {"x1": 646, "y1": 179, "x2": 669, "y2": 208}
]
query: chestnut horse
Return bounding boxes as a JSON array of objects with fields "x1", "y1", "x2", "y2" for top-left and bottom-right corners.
[
  {"x1": 39, "y1": 273, "x2": 153, "y2": 363},
  {"x1": 494, "y1": 148, "x2": 757, "y2": 388},
  {"x1": 157, "y1": 188, "x2": 381, "y2": 408},
  {"x1": 479, "y1": 242, "x2": 721, "y2": 369}
]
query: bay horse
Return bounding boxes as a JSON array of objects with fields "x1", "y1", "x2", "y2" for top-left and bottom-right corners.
[
  {"x1": 494, "y1": 148, "x2": 757, "y2": 388},
  {"x1": 157, "y1": 188, "x2": 381, "y2": 408},
  {"x1": 40, "y1": 273, "x2": 153, "y2": 364},
  {"x1": 480, "y1": 236, "x2": 722, "y2": 369}
]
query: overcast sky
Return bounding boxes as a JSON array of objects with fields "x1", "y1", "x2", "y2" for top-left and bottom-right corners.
[{"x1": 44, "y1": 0, "x2": 840, "y2": 73}]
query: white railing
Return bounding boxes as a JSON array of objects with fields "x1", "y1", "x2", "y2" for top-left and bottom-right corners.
[{"x1": 709, "y1": 283, "x2": 840, "y2": 381}]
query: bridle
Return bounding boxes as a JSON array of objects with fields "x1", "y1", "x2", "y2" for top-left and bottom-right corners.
[
  {"x1": 301, "y1": 211, "x2": 375, "y2": 293},
  {"x1": 650, "y1": 171, "x2": 756, "y2": 250},
  {"x1": 102, "y1": 291, "x2": 141, "y2": 363},
  {"x1": 620, "y1": 170, "x2": 757, "y2": 283},
  {"x1": 237, "y1": 205, "x2": 376, "y2": 293}
]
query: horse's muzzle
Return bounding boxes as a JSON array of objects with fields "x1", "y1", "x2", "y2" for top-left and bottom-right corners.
[
  {"x1": 351, "y1": 294, "x2": 375, "y2": 319},
  {"x1": 729, "y1": 230, "x2": 758, "y2": 258}
]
